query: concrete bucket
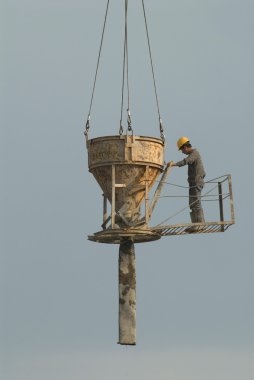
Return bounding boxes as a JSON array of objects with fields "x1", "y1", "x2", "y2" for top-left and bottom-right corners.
[{"x1": 87, "y1": 135, "x2": 165, "y2": 228}]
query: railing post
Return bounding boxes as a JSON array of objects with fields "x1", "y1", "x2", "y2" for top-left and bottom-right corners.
[
  {"x1": 228, "y1": 175, "x2": 235, "y2": 224},
  {"x1": 218, "y1": 182, "x2": 224, "y2": 231}
]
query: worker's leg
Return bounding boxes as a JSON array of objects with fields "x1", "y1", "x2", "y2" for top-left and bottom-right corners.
[
  {"x1": 189, "y1": 185, "x2": 205, "y2": 224},
  {"x1": 196, "y1": 208, "x2": 205, "y2": 223}
]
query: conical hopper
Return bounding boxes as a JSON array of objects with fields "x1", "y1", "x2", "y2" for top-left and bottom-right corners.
[{"x1": 87, "y1": 135, "x2": 164, "y2": 224}]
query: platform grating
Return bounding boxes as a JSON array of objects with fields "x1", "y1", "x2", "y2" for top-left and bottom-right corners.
[{"x1": 153, "y1": 221, "x2": 234, "y2": 236}]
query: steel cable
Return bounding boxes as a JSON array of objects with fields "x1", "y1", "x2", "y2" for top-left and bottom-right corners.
[
  {"x1": 142, "y1": 0, "x2": 165, "y2": 141},
  {"x1": 120, "y1": 0, "x2": 132, "y2": 134},
  {"x1": 85, "y1": 0, "x2": 110, "y2": 137}
]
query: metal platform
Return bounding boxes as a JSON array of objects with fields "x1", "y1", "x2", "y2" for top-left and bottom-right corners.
[
  {"x1": 153, "y1": 220, "x2": 234, "y2": 236},
  {"x1": 88, "y1": 219, "x2": 234, "y2": 244},
  {"x1": 88, "y1": 173, "x2": 235, "y2": 244},
  {"x1": 88, "y1": 227, "x2": 161, "y2": 244}
]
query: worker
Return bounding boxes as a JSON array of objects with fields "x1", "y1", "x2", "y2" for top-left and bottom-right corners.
[{"x1": 167, "y1": 137, "x2": 206, "y2": 229}]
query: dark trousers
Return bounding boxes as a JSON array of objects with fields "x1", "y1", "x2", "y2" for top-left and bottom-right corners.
[{"x1": 189, "y1": 185, "x2": 203, "y2": 212}]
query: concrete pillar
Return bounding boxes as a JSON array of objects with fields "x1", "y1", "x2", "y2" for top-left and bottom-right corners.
[{"x1": 118, "y1": 239, "x2": 136, "y2": 345}]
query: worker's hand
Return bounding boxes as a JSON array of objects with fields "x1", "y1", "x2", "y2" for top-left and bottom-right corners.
[{"x1": 167, "y1": 161, "x2": 175, "y2": 167}]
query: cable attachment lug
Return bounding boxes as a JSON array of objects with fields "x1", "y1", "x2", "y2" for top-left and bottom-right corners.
[
  {"x1": 119, "y1": 120, "x2": 124, "y2": 135},
  {"x1": 127, "y1": 108, "x2": 133, "y2": 134},
  {"x1": 159, "y1": 118, "x2": 165, "y2": 142},
  {"x1": 84, "y1": 115, "x2": 90, "y2": 141}
]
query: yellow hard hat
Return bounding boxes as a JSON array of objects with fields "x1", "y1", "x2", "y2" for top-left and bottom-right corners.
[{"x1": 177, "y1": 136, "x2": 190, "y2": 150}]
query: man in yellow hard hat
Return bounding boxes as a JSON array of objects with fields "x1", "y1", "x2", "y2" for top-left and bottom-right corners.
[{"x1": 167, "y1": 137, "x2": 206, "y2": 228}]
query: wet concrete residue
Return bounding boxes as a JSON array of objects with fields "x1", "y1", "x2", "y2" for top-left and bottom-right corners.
[
  {"x1": 119, "y1": 262, "x2": 136, "y2": 288},
  {"x1": 129, "y1": 299, "x2": 136, "y2": 306},
  {"x1": 118, "y1": 239, "x2": 136, "y2": 345},
  {"x1": 119, "y1": 240, "x2": 136, "y2": 289},
  {"x1": 122, "y1": 285, "x2": 130, "y2": 296},
  {"x1": 119, "y1": 239, "x2": 135, "y2": 254}
]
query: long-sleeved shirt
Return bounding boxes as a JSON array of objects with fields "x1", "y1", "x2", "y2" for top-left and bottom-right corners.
[{"x1": 175, "y1": 149, "x2": 206, "y2": 187}]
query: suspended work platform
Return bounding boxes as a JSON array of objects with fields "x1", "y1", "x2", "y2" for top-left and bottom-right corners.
[
  {"x1": 152, "y1": 172, "x2": 235, "y2": 237},
  {"x1": 88, "y1": 219, "x2": 234, "y2": 244},
  {"x1": 153, "y1": 220, "x2": 234, "y2": 237},
  {"x1": 88, "y1": 221, "x2": 234, "y2": 244},
  {"x1": 87, "y1": 139, "x2": 235, "y2": 245}
]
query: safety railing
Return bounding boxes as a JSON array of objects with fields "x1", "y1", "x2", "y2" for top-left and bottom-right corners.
[{"x1": 152, "y1": 174, "x2": 235, "y2": 236}]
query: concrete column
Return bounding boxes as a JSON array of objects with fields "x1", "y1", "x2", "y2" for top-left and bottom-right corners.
[{"x1": 118, "y1": 239, "x2": 136, "y2": 345}]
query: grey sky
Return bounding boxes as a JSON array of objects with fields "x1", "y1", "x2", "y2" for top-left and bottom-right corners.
[{"x1": 1, "y1": 0, "x2": 253, "y2": 379}]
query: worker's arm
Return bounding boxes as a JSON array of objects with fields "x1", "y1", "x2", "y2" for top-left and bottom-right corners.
[
  {"x1": 167, "y1": 160, "x2": 182, "y2": 167},
  {"x1": 167, "y1": 151, "x2": 197, "y2": 168}
]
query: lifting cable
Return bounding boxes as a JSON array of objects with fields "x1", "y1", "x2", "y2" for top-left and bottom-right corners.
[
  {"x1": 85, "y1": 0, "x2": 165, "y2": 141},
  {"x1": 119, "y1": 0, "x2": 132, "y2": 135},
  {"x1": 84, "y1": 0, "x2": 110, "y2": 139},
  {"x1": 142, "y1": 0, "x2": 165, "y2": 142},
  {"x1": 120, "y1": 0, "x2": 165, "y2": 140}
]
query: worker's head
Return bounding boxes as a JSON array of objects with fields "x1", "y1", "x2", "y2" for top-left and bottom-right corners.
[{"x1": 177, "y1": 137, "x2": 192, "y2": 154}]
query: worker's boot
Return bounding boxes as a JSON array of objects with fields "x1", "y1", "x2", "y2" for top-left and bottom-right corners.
[
  {"x1": 195, "y1": 209, "x2": 205, "y2": 223},
  {"x1": 185, "y1": 211, "x2": 198, "y2": 233},
  {"x1": 186, "y1": 209, "x2": 205, "y2": 233}
]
